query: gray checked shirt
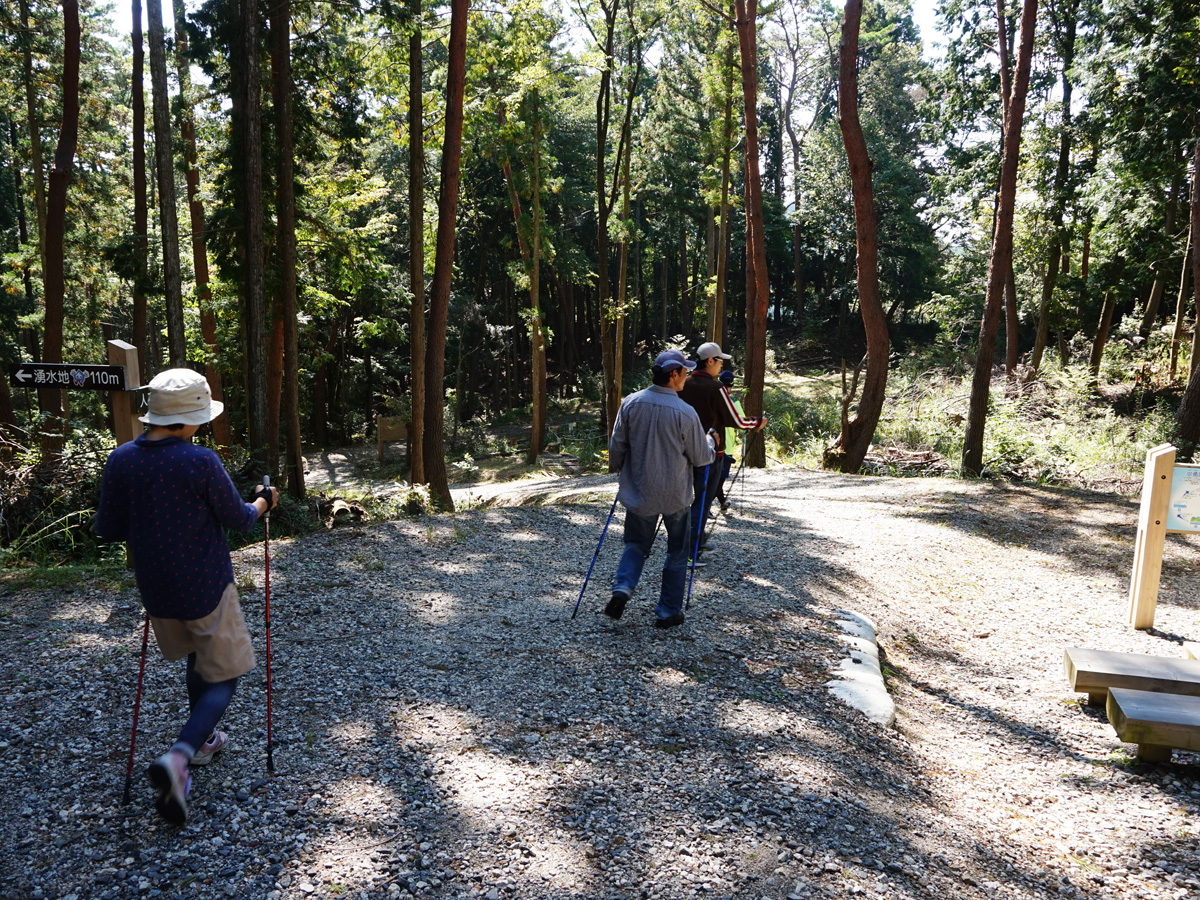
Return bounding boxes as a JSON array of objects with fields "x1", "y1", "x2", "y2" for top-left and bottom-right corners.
[{"x1": 609, "y1": 384, "x2": 715, "y2": 516}]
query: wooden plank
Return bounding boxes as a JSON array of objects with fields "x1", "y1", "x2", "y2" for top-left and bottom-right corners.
[
  {"x1": 107, "y1": 340, "x2": 141, "y2": 445},
  {"x1": 1107, "y1": 687, "x2": 1200, "y2": 761},
  {"x1": 1064, "y1": 647, "x2": 1200, "y2": 704},
  {"x1": 1128, "y1": 445, "x2": 1176, "y2": 629}
]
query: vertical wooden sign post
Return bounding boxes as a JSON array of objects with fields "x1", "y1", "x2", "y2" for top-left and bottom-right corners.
[
  {"x1": 107, "y1": 340, "x2": 142, "y2": 445},
  {"x1": 1129, "y1": 444, "x2": 1179, "y2": 629}
]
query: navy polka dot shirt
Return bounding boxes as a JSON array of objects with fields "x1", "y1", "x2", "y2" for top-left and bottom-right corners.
[{"x1": 95, "y1": 435, "x2": 261, "y2": 620}]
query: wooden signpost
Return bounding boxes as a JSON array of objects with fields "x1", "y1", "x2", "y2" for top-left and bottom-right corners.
[
  {"x1": 106, "y1": 340, "x2": 142, "y2": 445},
  {"x1": 7, "y1": 340, "x2": 143, "y2": 446},
  {"x1": 1128, "y1": 443, "x2": 1200, "y2": 629}
]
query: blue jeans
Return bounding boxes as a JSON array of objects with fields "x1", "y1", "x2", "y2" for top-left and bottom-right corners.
[
  {"x1": 689, "y1": 460, "x2": 723, "y2": 552},
  {"x1": 612, "y1": 507, "x2": 691, "y2": 619}
]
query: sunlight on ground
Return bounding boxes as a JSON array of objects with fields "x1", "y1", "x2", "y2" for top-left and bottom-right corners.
[
  {"x1": 646, "y1": 667, "x2": 698, "y2": 688},
  {"x1": 717, "y1": 698, "x2": 799, "y2": 737},
  {"x1": 497, "y1": 531, "x2": 549, "y2": 543}
]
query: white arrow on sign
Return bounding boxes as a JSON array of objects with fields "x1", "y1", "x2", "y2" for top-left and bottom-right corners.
[{"x1": 14, "y1": 368, "x2": 31, "y2": 384}]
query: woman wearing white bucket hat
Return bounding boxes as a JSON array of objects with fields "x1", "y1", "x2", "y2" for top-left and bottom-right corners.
[{"x1": 96, "y1": 368, "x2": 278, "y2": 825}]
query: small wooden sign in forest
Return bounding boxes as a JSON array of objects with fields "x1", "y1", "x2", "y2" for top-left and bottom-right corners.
[{"x1": 1128, "y1": 444, "x2": 1199, "y2": 629}]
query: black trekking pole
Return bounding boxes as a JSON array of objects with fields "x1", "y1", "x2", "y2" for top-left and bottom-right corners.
[
  {"x1": 571, "y1": 494, "x2": 619, "y2": 620},
  {"x1": 726, "y1": 434, "x2": 749, "y2": 506},
  {"x1": 685, "y1": 461, "x2": 711, "y2": 611},
  {"x1": 262, "y1": 476, "x2": 275, "y2": 774},
  {"x1": 122, "y1": 614, "x2": 151, "y2": 805}
]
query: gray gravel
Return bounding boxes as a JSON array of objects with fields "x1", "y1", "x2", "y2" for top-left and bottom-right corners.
[{"x1": 3, "y1": 466, "x2": 1200, "y2": 900}]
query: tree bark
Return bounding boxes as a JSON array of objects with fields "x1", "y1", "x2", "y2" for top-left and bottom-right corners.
[
  {"x1": 1170, "y1": 217, "x2": 1192, "y2": 381},
  {"x1": 962, "y1": 0, "x2": 1037, "y2": 477},
  {"x1": 1089, "y1": 289, "x2": 1116, "y2": 380},
  {"x1": 146, "y1": 0, "x2": 186, "y2": 366},
  {"x1": 1176, "y1": 138, "x2": 1200, "y2": 456},
  {"x1": 38, "y1": 0, "x2": 81, "y2": 466},
  {"x1": 736, "y1": 0, "x2": 770, "y2": 468},
  {"x1": 235, "y1": 0, "x2": 269, "y2": 470},
  {"x1": 18, "y1": 0, "x2": 47, "y2": 276},
  {"x1": 711, "y1": 50, "x2": 734, "y2": 345},
  {"x1": 270, "y1": 0, "x2": 303, "y2": 495},
  {"x1": 422, "y1": 0, "x2": 468, "y2": 510},
  {"x1": 1004, "y1": 261, "x2": 1019, "y2": 376},
  {"x1": 822, "y1": 0, "x2": 889, "y2": 474},
  {"x1": 528, "y1": 92, "x2": 546, "y2": 463},
  {"x1": 132, "y1": 0, "x2": 150, "y2": 382},
  {"x1": 408, "y1": 7, "x2": 426, "y2": 485},
  {"x1": 173, "y1": 0, "x2": 230, "y2": 449}
]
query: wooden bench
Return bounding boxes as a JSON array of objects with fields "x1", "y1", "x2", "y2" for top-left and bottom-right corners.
[
  {"x1": 1063, "y1": 647, "x2": 1200, "y2": 706},
  {"x1": 1107, "y1": 688, "x2": 1200, "y2": 763},
  {"x1": 376, "y1": 415, "x2": 408, "y2": 462}
]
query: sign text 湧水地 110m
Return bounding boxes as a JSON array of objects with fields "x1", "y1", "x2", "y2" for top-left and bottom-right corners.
[{"x1": 8, "y1": 363, "x2": 127, "y2": 391}]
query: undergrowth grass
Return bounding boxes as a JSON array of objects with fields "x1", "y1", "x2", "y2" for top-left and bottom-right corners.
[{"x1": 757, "y1": 357, "x2": 1176, "y2": 493}]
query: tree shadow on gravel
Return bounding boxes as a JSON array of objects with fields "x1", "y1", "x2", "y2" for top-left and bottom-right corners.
[
  {"x1": 5, "y1": 476, "x2": 1200, "y2": 900},
  {"x1": 894, "y1": 480, "x2": 1139, "y2": 578}
]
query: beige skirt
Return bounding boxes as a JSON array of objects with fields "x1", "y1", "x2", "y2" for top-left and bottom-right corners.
[{"x1": 149, "y1": 583, "x2": 256, "y2": 683}]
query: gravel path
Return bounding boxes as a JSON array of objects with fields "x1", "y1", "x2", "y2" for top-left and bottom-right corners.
[{"x1": 4, "y1": 466, "x2": 1200, "y2": 900}]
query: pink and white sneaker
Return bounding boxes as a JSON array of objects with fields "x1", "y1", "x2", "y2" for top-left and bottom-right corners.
[
  {"x1": 190, "y1": 730, "x2": 228, "y2": 766},
  {"x1": 147, "y1": 750, "x2": 191, "y2": 826}
]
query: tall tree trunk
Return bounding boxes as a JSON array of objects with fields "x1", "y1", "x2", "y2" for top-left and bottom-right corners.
[
  {"x1": 528, "y1": 92, "x2": 546, "y2": 463},
  {"x1": 823, "y1": 0, "x2": 889, "y2": 474},
  {"x1": 1089, "y1": 289, "x2": 1116, "y2": 380},
  {"x1": 132, "y1": 0, "x2": 150, "y2": 382},
  {"x1": 271, "y1": 0, "x2": 302, "y2": 494},
  {"x1": 962, "y1": 0, "x2": 1037, "y2": 476},
  {"x1": 18, "y1": 0, "x2": 47, "y2": 276},
  {"x1": 422, "y1": 0, "x2": 467, "y2": 509},
  {"x1": 146, "y1": 0, "x2": 185, "y2": 366},
  {"x1": 711, "y1": 38, "x2": 735, "y2": 344},
  {"x1": 736, "y1": 0, "x2": 770, "y2": 467},
  {"x1": 1175, "y1": 138, "x2": 1200, "y2": 456},
  {"x1": 38, "y1": 0, "x2": 81, "y2": 466},
  {"x1": 1170, "y1": 218, "x2": 1192, "y2": 380},
  {"x1": 408, "y1": 7, "x2": 426, "y2": 484},
  {"x1": 9, "y1": 119, "x2": 36, "y2": 354},
  {"x1": 1004, "y1": 262, "x2": 1019, "y2": 376},
  {"x1": 595, "y1": 2, "x2": 618, "y2": 436},
  {"x1": 235, "y1": 0, "x2": 269, "y2": 470},
  {"x1": 173, "y1": 0, "x2": 229, "y2": 449}
]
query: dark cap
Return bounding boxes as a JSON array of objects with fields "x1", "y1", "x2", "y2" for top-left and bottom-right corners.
[{"x1": 653, "y1": 349, "x2": 696, "y2": 373}]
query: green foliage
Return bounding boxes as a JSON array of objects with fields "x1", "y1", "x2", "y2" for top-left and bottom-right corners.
[{"x1": 0, "y1": 425, "x2": 112, "y2": 567}]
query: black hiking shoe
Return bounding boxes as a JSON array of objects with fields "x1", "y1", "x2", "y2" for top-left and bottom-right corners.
[
  {"x1": 604, "y1": 592, "x2": 628, "y2": 620},
  {"x1": 655, "y1": 613, "x2": 685, "y2": 629}
]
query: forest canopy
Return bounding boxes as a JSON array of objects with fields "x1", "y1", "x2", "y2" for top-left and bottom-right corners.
[{"x1": 3, "y1": 0, "x2": 1200, "y2": 526}]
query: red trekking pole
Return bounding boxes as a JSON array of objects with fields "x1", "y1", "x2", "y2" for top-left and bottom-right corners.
[
  {"x1": 122, "y1": 614, "x2": 151, "y2": 805},
  {"x1": 262, "y1": 476, "x2": 275, "y2": 773}
]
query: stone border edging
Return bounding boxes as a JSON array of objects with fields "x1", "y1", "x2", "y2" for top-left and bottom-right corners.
[{"x1": 825, "y1": 609, "x2": 896, "y2": 728}]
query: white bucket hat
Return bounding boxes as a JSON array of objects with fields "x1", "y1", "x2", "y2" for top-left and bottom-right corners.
[{"x1": 139, "y1": 368, "x2": 224, "y2": 426}]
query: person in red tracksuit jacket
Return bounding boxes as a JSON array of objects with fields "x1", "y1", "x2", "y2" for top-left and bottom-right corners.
[{"x1": 678, "y1": 342, "x2": 766, "y2": 559}]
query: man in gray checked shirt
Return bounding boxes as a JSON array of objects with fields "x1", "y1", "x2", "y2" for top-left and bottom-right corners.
[{"x1": 604, "y1": 349, "x2": 716, "y2": 629}]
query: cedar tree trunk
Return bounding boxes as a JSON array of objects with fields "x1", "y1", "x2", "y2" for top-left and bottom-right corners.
[
  {"x1": 422, "y1": 0, "x2": 468, "y2": 509},
  {"x1": 962, "y1": 0, "x2": 1037, "y2": 476},
  {"x1": 823, "y1": 0, "x2": 889, "y2": 473},
  {"x1": 736, "y1": 0, "x2": 770, "y2": 467}
]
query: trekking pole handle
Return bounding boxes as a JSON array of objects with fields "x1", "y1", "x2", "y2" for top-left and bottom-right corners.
[{"x1": 262, "y1": 475, "x2": 270, "y2": 516}]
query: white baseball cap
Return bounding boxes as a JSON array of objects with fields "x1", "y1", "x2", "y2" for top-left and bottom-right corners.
[
  {"x1": 139, "y1": 368, "x2": 224, "y2": 426},
  {"x1": 697, "y1": 342, "x2": 732, "y2": 361}
]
